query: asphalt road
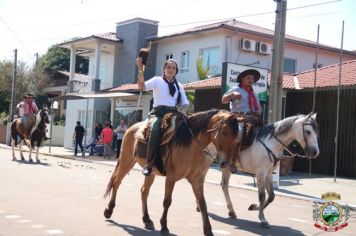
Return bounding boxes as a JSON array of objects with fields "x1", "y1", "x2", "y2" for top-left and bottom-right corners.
[{"x1": 0, "y1": 148, "x2": 354, "y2": 236}]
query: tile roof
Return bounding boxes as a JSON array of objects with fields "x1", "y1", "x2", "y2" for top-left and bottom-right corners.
[
  {"x1": 93, "y1": 32, "x2": 121, "y2": 42},
  {"x1": 107, "y1": 83, "x2": 140, "y2": 92},
  {"x1": 296, "y1": 59, "x2": 356, "y2": 89},
  {"x1": 184, "y1": 77, "x2": 222, "y2": 90}
]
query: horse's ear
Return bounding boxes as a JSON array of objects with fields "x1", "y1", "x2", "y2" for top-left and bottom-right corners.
[
  {"x1": 311, "y1": 113, "x2": 317, "y2": 120},
  {"x1": 304, "y1": 112, "x2": 312, "y2": 120}
]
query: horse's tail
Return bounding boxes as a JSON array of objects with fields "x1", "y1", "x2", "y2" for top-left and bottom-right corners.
[
  {"x1": 103, "y1": 160, "x2": 121, "y2": 199},
  {"x1": 10, "y1": 121, "x2": 18, "y2": 140}
]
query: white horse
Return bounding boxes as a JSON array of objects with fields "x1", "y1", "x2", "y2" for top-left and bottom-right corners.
[{"x1": 219, "y1": 113, "x2": 319, "y2": 227}]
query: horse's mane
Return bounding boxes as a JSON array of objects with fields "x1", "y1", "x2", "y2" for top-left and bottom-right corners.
[
  {"x1": 173, "y1": 109, "x2": 221, "y2": 147},
  {"x1": 257, "y1": 115, "x2": 300, "y2": 139}
]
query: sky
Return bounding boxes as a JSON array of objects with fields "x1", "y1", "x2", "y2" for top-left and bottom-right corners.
[{"x1": 0, "y1": 0, "x2": 355, "y2": 66}]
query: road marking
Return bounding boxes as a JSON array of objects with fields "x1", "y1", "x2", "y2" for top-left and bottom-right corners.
[
  {"x1": 212, "y1": 229, "x2": 231, "y2": 235},
  {"x1": 17, "y1": 219, "x2": 31, "y2": 223},
  {"x1": 46, "y1": 229, "x2": 63, "y2": 234},
  {"x1": 31, "y1": 224, "x2": 46, "y2": 229},
  {"x1": 5, "y1": 215, "x2": 20, "y2": 219},
  {"x1": 288, "y1": 217, "x2": 308, "y2": 223}
]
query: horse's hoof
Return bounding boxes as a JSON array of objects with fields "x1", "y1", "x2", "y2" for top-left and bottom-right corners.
[
  {"x1": 36, "y1": 159, "x2": 41, "y2": 163},
  {"x1": 248, "y1": 204, "x2": 258, "y2": 211},
  {"x1": 204, "y1": 231, "x2": 214, "y2": 236},
  {"x1": 260, "y1": 222, "x2": 270, "y2": 228},
  {"x1": 103, "y1": 208, "x2": 112, "y2": 219},
  {"x1": 29, "y1": 159, "x2": 33, "y2": 163},
  {"x1": 228, "y1": 211, "x2": 237, "y2": 218},
  {"x1": 160, "y1": 228, "x2": 169, "y2": 235},
  {"x1": 12, "y1": 158, "x2": 16, "y2": 161},
  {"x1": 144, "y1": 222, "x2": 155, "y2": 230}
]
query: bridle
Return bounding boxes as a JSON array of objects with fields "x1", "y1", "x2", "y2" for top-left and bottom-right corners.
[
  {"x1": 258, "y1": 116, "x2": 319, "y2": 161},
  {"x1": 184, "y1": 112, "x2": 236, "y2": 159}
]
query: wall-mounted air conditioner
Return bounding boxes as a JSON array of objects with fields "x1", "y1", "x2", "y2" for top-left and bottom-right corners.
[
  {"x1": 257, "y1": 42, "x2": 272, "y2": 55},
  {"x1": 240, "y1": 38, "x2": 255, "y2": 52}
]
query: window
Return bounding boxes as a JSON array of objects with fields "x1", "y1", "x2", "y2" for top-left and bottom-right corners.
[
  {"x1": 165, "y1": 53, "x2": 173, "y2": 61},
  {"x1": 200, "y1": 47, "x2": 219, "y2": 76},
  {"x1": 284, "y1": 58, "x2": 296, "y2": 73},
  {"x1": 181, "y1": 51, "x2": 190, "y2": 72}
]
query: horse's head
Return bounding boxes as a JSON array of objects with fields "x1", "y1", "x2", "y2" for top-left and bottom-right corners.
[
  {"x1": 294, "y1": 113, "x2": 319, "y2": 158},
  {"x1": 40, "y1": 109, "x2": 50, "y2": 124},
  {"x1": 209, "y1": 111, "x2": 241, "y2": 160}
]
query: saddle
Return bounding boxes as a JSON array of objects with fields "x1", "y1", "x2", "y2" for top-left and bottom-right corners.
[
  {"x1": 134, "y1": 112, "x2": 186, "y2": 175},
  {"x1": 16, "y1": 114, "x2": 38, "y2": 138},
  {"x1": 135, "y1": 112, "x2": 184, "y2": 145},
  {"x1": 238, "y1": 113, "x2": 263, "y2": 151}
]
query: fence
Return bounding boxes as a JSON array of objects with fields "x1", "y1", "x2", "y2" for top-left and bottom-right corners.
[{"x1": 286, "y1": 88, "x2": 356, "y2": 178}]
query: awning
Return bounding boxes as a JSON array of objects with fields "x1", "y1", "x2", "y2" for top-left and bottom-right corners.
[{"x1": 54, "y1": 92, "x2": 136, "y2": 100}]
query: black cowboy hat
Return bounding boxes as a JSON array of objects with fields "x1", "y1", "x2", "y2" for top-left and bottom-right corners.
[
  {"x1": 138, "y1": 48, "x2": 149, "y2": 66},
  {"x1": 236, "y1": 69, "x2": 260, "y2": 83}
]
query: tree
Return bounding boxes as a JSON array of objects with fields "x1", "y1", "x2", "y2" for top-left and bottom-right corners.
[
  {"x1": 0, "y1": 59, "x2": 34, "y2": 114},
  {"x1": 196, "y1": 56, "x2": 210, "y2": 80},
  {"x1": 39, "y1": 45, "x2": 89, "y2": 79}
]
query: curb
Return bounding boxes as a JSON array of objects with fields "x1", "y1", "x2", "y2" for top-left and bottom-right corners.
[{"x1": 206, "y1": 179, "x2": 356, "y2": 212}]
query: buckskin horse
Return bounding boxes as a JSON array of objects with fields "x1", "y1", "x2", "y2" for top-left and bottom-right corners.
[
  {"x1": 11, "y1": 109, "x2": 50, "y2": 163},
  {"x1": 218, "y1": 113, "x2": 319, "y2": 228},
  {"x1": 103, "y1": 109, "x2": 242, "y2": 236}
]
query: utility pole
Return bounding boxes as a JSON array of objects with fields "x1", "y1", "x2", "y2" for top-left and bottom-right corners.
[
  {"x1": 9, "y1": 49, "x2": 18, "y2": 122},
  {"x1": 33, "y1": 52, "x2": 39, "y2": 95},
  {"x1": 268, "y1": 0, "x2": 287, "y2": 123},
  {"x1": 268, "y1": 0, "x2": 287, "y2": 189}
]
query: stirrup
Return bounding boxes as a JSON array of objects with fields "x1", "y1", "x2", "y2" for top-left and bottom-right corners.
[{"x1": 142, "y1": 166, "x2": 152, "y2": 176}]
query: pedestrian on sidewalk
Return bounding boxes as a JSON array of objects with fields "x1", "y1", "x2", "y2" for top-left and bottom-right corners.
[
  {"x1": 73, "y1": 121, "x2": 85, "y2": 157},
  {"x1": 116, "y1": 119, "x2": 127, "y2": 159},
  {"x1": 101, "y1": 122, "x2": 113, "y2": 159}
]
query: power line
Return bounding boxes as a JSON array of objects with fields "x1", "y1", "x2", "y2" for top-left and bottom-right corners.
[{"x1": 0, "y1": 17, "x2": 33, "y2": 61}]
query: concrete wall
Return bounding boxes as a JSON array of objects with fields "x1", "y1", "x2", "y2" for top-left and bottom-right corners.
[
  {"x1": 114, "y1": 18, "x2": 158, "y2": 86},
  {"x1": 88, "y1": 52, "x2": 115, "y2": 90},
  {"x1": 43, "y1": 125, "x2": 65, "y2": 146},
  {"x1": 0, "y1": 124, "x2": 7, "y2": 144}
]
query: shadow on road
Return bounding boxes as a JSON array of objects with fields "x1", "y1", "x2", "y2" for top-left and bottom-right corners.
[
  {"x1": 209, "y1": 213, "x2": 304, "y2": 236},
  {"x1": 12, "y1": 159, "x2": 50, "y2": 166},
  {"x1": 105, "y1": 219, "x2": 178, "y2": 236}
]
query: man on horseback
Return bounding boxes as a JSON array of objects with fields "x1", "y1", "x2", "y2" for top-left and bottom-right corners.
[
  {"x1": 136, "y1": 57, "x2": 189, "y2": 176},
  {"x1": 221, "y1": 69, "x2": 263, "y2": 172},
  {"x1": 17, "y1": 93, "x2": 39, "y2": 139}
]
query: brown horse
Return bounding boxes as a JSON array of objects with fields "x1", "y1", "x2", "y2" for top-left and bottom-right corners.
[
  {"x1": 11, "y1": 109, "x2": 50, "y2": 162},
  {"x1": 103, "y1": 109, "x2": 242, "y2": 236}
]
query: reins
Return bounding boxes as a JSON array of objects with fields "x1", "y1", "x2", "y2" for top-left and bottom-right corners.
[
  {"x1": 258, "y1": 119, "x2": 318, "y2": 162},
  {"x1": 182, "y1": 113, "x2": 231, "y2": 159}
]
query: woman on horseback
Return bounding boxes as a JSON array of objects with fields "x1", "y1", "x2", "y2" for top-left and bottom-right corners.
[{"x1": 136, "y1": 57, "x2": 189, "y2": 176}]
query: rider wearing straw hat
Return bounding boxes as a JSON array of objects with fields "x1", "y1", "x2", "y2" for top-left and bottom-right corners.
[{"x1": 221, "y1": 69, "x2": 262, "y2": 172}]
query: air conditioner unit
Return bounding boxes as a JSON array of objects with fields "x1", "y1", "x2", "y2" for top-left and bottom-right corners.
[
  {"x1": 240, "y1": 38, "x2": 255, "y2": 52},
  {"x1": 257, "y1": 42, "x2": 272, "y2": 55}
]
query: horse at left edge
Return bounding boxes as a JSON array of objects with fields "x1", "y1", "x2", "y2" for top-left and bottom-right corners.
[{"x1": 11, "y1": 108, "x2": 50, "y2": 163}]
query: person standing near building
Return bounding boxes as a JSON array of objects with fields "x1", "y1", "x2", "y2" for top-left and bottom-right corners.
[
  {"x1": 73, "y1": 121, "x2": 85, "y2": 157},
  {"x1": 101, "y1": 122, "x2": 114, "y2": 159},
  {"x1": 116, "y1": 119, "x2": 127, "y2": 158}
]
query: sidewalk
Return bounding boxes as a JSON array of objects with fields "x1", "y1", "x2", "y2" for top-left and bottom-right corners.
[{"x1": 2, "y1": 143, "x2": 355, "y2": 210}]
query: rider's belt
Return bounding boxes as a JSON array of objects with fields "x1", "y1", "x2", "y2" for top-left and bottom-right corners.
[{"x1": 154, "y1": 106, "x2": 177, "y2": 111}]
